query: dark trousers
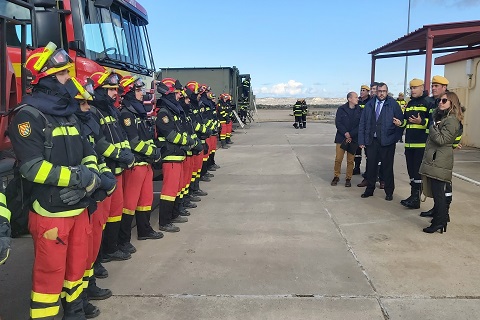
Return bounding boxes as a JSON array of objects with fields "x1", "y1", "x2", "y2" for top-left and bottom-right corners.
[
  {"x1": 301, "y1": 114, "x2": 306, "y2": 128},
  {"x1": 405, "y1": 148, "x2": 424, "y2": 182},
  {"x1": 354, "y1": 147, "x2": 363, "y2": 169},
  {"x1": 365, "y1": 138, "x2": 396, "y2": 195},
  {"x1": 431, "y1": 179, "x2": 448, "y2": 225},
  {"x1": 294, "y1": 116, "x2": 302, "y2": 127}
]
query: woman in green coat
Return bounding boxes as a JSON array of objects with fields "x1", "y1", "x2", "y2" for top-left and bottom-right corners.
[{"x1": 419, "y1": 91, "x2": 464, "y2": 234}]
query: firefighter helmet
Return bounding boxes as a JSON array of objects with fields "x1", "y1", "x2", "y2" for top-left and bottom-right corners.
[
  {"x1": 91, "y1": 69, "x2": 121, "y2": 89},
  {"x1": 161, "y1": 78, "x2": 183, "y2": 93},
  {"x1": 119, "y1": 75, "x2": 145, "y2": 95},
  {"x1": 73, "y1": 76, "x2": 95, "y2": 101},
  {"x1": 25, "y1": 42, "x2": 74, "y2": 85},
  {"x1": 199, "y1": 84, "x2": 210, "y2": 94},
  {"x1": 185, "y1": 81, "x2": 200, "y2": 94}
]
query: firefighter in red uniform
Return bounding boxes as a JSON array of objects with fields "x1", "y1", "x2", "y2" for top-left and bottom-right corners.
[
  {"x1": 225, "y1": 94, "x2": 234, "y2": 145},
  {"x1": 156, "y1": 80, "x2": 197, "y2": 232},
  {"x1": 72, "y1": 78, "x2": 116, "y2": 318},
  {"x1": 90, "y1": 70, "x2": 135, "y2": 270},
  {"x1": 217, "y1": 93, "x2": 231, "y2": 149},
  {"x1": 9, "y1": 43, "x2": 101, "y2": 319},
  {"x1": 198, "y1": 86, "x2": 218, "y2": 181},
  {"x1": 118, "y1": 76, "x2": 163, "y2": 250}
]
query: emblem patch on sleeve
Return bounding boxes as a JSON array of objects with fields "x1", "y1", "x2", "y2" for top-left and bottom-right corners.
[
  {"x1": 162, "y1": 116, "x2": 169, "y2": 124},
  {"x1": 124, "y1": 118, "x2": 132, "y2": 126},
  {"x1": 18, "y1": 122, "x2": 32, "y2": 137}
]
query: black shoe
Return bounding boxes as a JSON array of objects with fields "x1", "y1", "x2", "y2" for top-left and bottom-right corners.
[
  {"x1": 189, "y1": 195, "x2": 201, "y2": 202},
  {"x1": 184, "y1": 201, "x2": 197, "y2": 208},
  {"x1": 200, "y1": 176, "x2": 211, "y2": 182},
  {"x1": 172, "y1": 216, "x2": 188, "y2": 223},
  {"x1": 87, "y1": 285, "x2": 112, "y2": 300},
  {"x1": 207, "y1": 166, "x2": 216, "y2": 171},
  {"x1": 193, "y1": 189, "x2": 208, "y2": 196},
  {"x1": 205, "y1": 172, "x2": 214, "y2": 178},
  {"x1": 400, "y1": 195, "x2": 413, "y2": 206},
  {"x1": 84, "y1": 302, "x2": 100, "y2": 319},
  {"x1": 138, "y1": 230, "x2": 163, "y2": 240},
  {"x1": 353, "y1": 167, "x2": 361, "y2": 175},
  {"x1": 385, "y1": 194, "x2": 393, "y2": 201},
  {"x1": 102, "y1": 249, "x2": 131, "y2": 263},
  {"x1": 179, "y1": 209, "x2": 190, "y2": 216},
  {"x1": 118, "y1": 242, "x2": 136, "y2": 254},
  {"x1": 93, "y1": 262, "x2": 108, "y2": 279},
  {"x1": 403, "y1": 198, "x2": 420, "y2": 209},
  {"x1": 226, "y1": 140, "x2": 234, "y2": 144},
  {"x1": 361, "y1": 192, "x2": 373, "y2": 198},
  {"x1": 420, "y1": 208, "x2": 435, "y2": 217},
  {"x1": 159, "y1": 223, "x2": 180, "y2": 232},
  {"x1": 212, "y1": 164, "x2": 220, "y2": 169},
  {"x1": 423, "y1": 224, "x2": 447, "y2": 234}
]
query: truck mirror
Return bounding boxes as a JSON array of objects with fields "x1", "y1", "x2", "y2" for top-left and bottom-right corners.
[
  {"x1": 94, "y1": 0, "x2": 114, "y2": 8},
  {"x1": 35, "y1": 10, "x2": 62, "y2": 48},
  {"x1": 69, "y1": 40, "x2": 86, "y2": 56}
]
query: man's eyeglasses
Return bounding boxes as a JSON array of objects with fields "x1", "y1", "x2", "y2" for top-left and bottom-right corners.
[
  {"x1": 439, "y1": 98, "x2": 448, "y2": 104},
  {"x1": 377, "y1": 90, "x2": 388, "y2": 93}
]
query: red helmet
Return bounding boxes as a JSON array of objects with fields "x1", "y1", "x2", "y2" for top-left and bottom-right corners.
[
  {"x1": 199, "y1": 84, "x2": 210, "y2": 94},
  {"x1": 185, "y1": 81, "x2": 200, "y2": 94},
  {"x1": 220, "y1": 93, "x2": 231, "y2": 100},
  {"x1": 119, "y1": 75, "x2": 145, "y2": 95},
  {"x1": 91, "y1": 69, "x2": 121, "y2": 89},
  {"x1": 73, "y1": 76, "x2": 95, "y2": 101},
  {"x1": 25, "y1": 42, "x2": 74, "y2": 85}
]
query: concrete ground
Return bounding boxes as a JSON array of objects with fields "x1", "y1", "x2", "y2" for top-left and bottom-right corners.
[{"x1": 1, "y1": 119, "x2": 480, "y2": 320}]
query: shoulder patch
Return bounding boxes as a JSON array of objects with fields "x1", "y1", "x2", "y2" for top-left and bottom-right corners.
[
  {"x1": 18, "y1": 122, "x2": 32, "y2": 137},
  {"x1": 124, "y1": 118, "x2": 132, "y2": 126},
  {"x1": 162, "y1": 116, "x2": 169, "y2": 124}
]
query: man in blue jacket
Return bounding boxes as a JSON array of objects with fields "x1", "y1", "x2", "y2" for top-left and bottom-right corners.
[{"x1": 358, "y1": 82, "x2": 404, "y2": 201}]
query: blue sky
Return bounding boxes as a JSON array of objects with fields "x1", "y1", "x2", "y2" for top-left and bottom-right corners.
[{"x1": 142, "y1": 0, "x2": 480, "y2": 98}]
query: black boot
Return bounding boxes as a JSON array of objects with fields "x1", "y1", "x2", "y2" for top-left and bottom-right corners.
[
  {"x1": 93, "y1": 260, "x2": 108, "y2": 279},
  {"x1": 62, "y1": 295, "x2": 86, "y2": 320},
  {"x1": 158, "y1": 199, "x2": 175, "y2": 228},
  {"x1": 118, "y1": 213, "x2": 134, "y2": 250},
  {"x1": 226, "y1": 137, "x2": 233, "y2": 144},
  {"x1": 81, "y1": 291, "x2": 100, "y2": 319},
  {"x1": 293, "y1": 123, "x2": 298, "y2": 129},
  {"x1": 400, "y1": 182, "x2": 415, "y2": 207},
  {"x1": 87, "y1": 277, "x2": 112, "y2": 301},
  {"x1": 404, "y1": 190, "x2": 420, "y2": 209},
  {"x1": 420, "y1": 207, "x2": 435, "y2": 217},
  {"x1": 220, "y1": 140, "x2": 229, "y2": 149},
  {"x1": 177, "y1": 198, "x2": 190, "y2": 216}
]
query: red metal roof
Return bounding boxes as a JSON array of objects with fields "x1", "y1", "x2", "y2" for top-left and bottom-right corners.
[{"x1": 370, "y1": 20, "x2": 480, "y2": 55}]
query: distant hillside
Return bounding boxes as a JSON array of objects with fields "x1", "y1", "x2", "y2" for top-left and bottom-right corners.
[{"x1": 256, "y1": 97, "x2": 344, "y2": 108}]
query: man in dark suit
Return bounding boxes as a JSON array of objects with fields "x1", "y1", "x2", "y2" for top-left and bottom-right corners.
[{"x1": 358, "y1": 82, "x2": 404, "y2": 201}]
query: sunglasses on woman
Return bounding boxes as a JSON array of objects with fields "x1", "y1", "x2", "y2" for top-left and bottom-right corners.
[{"x1": 439, "y1": 98, "x2": 448, "y2": 104}]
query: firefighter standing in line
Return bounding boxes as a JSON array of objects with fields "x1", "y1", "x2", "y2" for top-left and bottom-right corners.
[
  {"x1": 353, "y1": 85, "x2": 372, "y2": 175},
  {"x1": 155, "y1": 80, "x2": 195, "y2": 232},
  {"x1": 9, "y1": 43, "x2": 101, "y2": 319},
  {"x1": 242, "y1": 77, "x2": 250, "y2": 100},
  {"x1": 224, "y1": 94, "x2": 234, "y2": 145},
  {"x1": 238, "y1": 97, "x2": 249, "y2": 124},
  {"x1": 199, "y1": 86, "x2": 218, "y2": 181},
  {"x1": 301, "y1": 99, "x2": 308, "y2": 129},
  {"x1": 218, "y1": 93, "x2": 231, "y2": 149},
  {"x1": 118, "y1": 76, "x2": 163, "y2": 249},
  {"x1": 73, "y1": 78, "x2": 116, "y2": 318},
  {"x1": 394, "y1": 79, "x2": 429, "y2": 209},
  {"x1": 90, "y1": 70, "x2": 135, "y2": 272},
  {"x1": 293, "y1": 99, "x2": 303, "y2": 129}
]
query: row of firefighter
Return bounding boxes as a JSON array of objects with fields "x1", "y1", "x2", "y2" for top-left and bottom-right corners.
[{"x1": 0, "y1": 42, "x2": 235, "y2": 319}]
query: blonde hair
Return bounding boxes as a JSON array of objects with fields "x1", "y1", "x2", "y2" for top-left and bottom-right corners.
[{"x1": 444, "y1": 91, "x2": 464, "y2": 123}]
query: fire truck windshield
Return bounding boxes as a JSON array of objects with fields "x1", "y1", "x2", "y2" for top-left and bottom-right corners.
[{"x1": 82, "y1": 1, "x2": 154, "y2": 75}]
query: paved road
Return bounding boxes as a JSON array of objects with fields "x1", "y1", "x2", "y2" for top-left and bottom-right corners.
[{"x1": 1, "y1": 121, "x2": 480, "y2": 320}]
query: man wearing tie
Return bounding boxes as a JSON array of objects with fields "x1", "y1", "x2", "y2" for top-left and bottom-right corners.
[{"x1": 358, "y1": 82, "x2": 404, "y2": 201}]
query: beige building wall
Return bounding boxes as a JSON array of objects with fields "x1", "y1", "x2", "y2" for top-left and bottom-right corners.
[{"x1": 444, "y1": 57, "x2": 480, "y2": 148}]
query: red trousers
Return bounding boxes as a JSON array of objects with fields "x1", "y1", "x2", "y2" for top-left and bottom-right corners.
[
  {"x1": 193, "y1": 154, "x2": 203, "y2": 181},
  {"x1": 182, "y1": 157, "x2": 193, "y2": 195},
  {"x1": 160, "y1": 162, "x2": 183, "y2": 201},
  {"x1": 220, "y1": 121, "x2": 227, "y2": 140},
  {"x1": 225, "y1": 121, "x2": 232, "y2": 138},
  {"x1": 29, "y1": 210, "x2": 89, "y2": 319},
  {"x1": 102, "y1": 174, "x2": 124, "y2": 224},
  {"x1": 122, "y1": 165, "x2": 153, "y2": 214}
]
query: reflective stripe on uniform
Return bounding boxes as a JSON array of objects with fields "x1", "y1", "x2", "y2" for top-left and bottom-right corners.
[{"x1": 32, "y1": 200, "x2": 84, "y2": 217}]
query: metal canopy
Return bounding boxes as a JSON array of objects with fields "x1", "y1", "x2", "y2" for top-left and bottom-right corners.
[{"x1": 369, "y1": 20, "x2": 480, "y2": 91}]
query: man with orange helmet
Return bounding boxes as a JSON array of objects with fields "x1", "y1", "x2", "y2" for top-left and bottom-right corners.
[
  {"x1": 217, "y1": 93, "x2": 232, "y2": 149},
  {"x1": 199, "y1": 85, "x2": 219, "y2": 181},
  {"x1": 9, "y1": 42, "x2": 101, "y2": 319},
  {"x1": 118, "y1": 76, "x2": 162, "y2": 250}
]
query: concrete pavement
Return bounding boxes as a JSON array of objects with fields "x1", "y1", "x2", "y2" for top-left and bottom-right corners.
[{"x1": 1, "y1": 120, "x2": 480, "y2": 320}]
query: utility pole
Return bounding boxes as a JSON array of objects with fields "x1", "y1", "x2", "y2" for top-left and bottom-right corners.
[{"x1": 403, "y1": 0, "x2": 411, "y2": 94}]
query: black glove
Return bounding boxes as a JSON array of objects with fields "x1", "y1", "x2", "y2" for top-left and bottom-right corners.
[
  {"x1": 117, "y1": 149, "x2": 135, "y2": 168},
  {"x1": 59, "y1": 187, "x2": 86, "y2": 206},
  {"x1": 152, "y1": 148, "x2": 162, "y2": 163},
  {"x1": 92, "y1": 189, "x2": 108, "y2": 202},
  {"x1": 74, "y1": 165, "x2": 100, "y2": 195},
  {"x1": 99, "y1": 171, "x2": 116, "y2": 194},
  {"x1": 193, "y1": 139, "x2": 204, "y2": 153},
  {"x1": 0, "y1": 221, "x2": 11, "y2": 265}
]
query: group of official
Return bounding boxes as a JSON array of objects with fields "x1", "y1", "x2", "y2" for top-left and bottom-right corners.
[
  {"x1": 0, "y1": 42, "x2": 236, "y2": 320},
  {"x1": 332, "y1": 76, "x2": 464, "y2": 234}
]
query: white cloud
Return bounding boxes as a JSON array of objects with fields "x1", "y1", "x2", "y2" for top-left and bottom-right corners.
[{"x1": 257, "y1": 80, "x2": 303, "y2": 96}]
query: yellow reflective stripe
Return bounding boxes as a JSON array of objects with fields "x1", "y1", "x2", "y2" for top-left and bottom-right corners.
[
  {"x1": 30, "y1": 306, "x2": 60, "y2": 319},
  {"x1": 31, "y1": 291, "x2": 59, "y2": 304},
  {"x1": 0, "y1": 206, "x2": 11, "y2": 221},
  {"x1": 81, "y1": 155, "x2": 97, "y2": 165},
  {"x1": 136, "y1": 205, "x2": 151, "y2": 211},
  {"x1": 134, "y1": 140, "x2": 146, "y2": 152},
  {"x1": 63, "y1": 278, "x2": 83, "y2": 290},
  {"x1": 407, "y1": 124, "x2": 428, "y2": 129},
  {"x1": 32, "y1": 200, "x2": 84, "y2": 217},
  {"x1": 405, "y1": 106, "x2": 427, "y2": 112},
  {"x1": 173, "y1": 133, "x2": 182, "y2": 144},
  {"x1": 122, "y1": 208, "x2": 135, "y2": 215},
  {"x1": 58, "y1": 166, "x2": 71, "y2": 187},
  {"x1": 0, "y1": 193, "x2": 6, "y2": 205},
  {"x1": 157, "y1": 137, "x2": 166, "y2": 142},
  {"x1": 160, "y1": 194, "x2": 176, "y2": 201},
  {"x1": 107, "y1": 215, "x2": 122, "y2": 223},
  {"x1": 163, "y1": 155, "x2": 186, "y2": 161},
  {"x1": 405, "y1": 143, "x2": 426, "y2": 148},
  {"x1": 33, "y1": 161, "x2": 53, "y2": 184},
  {"x1": 103, "y1": 144, "x2": 116, "y2": 157},
  {"x1": 51, "y1": 126, "x2": 79, "y2": 137},
  {"x1": 114, "y1": 167, "x2": 124, "y2": 175}
]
